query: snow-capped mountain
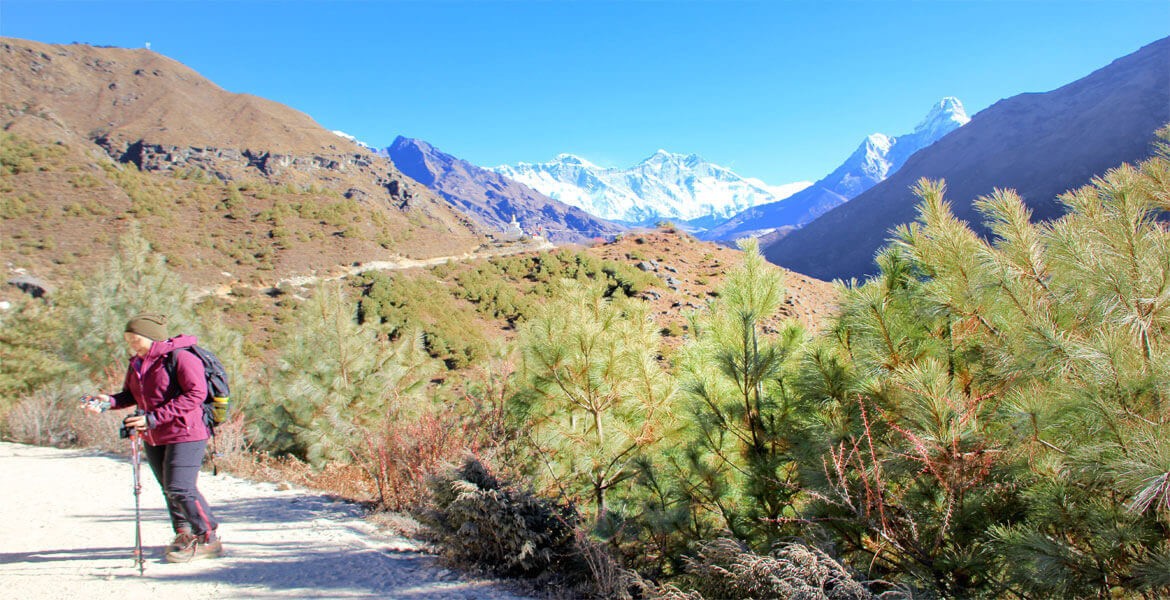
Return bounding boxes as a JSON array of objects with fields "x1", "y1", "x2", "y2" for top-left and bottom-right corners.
[
  {"x1": 331, "y1": 130, "x2": 374, "y2": 150},
  {"x1": 821, "y1": 97, "x2": 970, "y2": 198},
  {"x1": 702, "y1": 97, "x2": 970, "y2": 241},
  {"x1": 382, "y1": 137, "x2": 625, "y2": 244},
  {"x1": 767, "y1": 37, "x2": 1170, "y2": 281},
  {"x1": 492, "y1": 150, "x2": 811, "y2": 228}
]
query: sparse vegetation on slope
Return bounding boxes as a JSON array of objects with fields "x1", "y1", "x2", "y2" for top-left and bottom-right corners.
[{"x1": 8, "y1": 33, "x2": 1164, "y2": 598}]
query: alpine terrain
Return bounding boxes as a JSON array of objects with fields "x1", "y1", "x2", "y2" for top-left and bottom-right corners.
[
  {"x1": 703, "y1": 97, "x2": 970, "y2": 242},
  {"x1": 383, "y1": 136, "x2": 626, "y2": 244},
  {"x1": 0, "y1": 37, "x2": 484, "y2": 290},
  {"x1": 492, "y1": 150, "x2": 811, "y2": 229},
  {"x1": 765, "y1": 36, "x2": 1170, "y2": 281}
]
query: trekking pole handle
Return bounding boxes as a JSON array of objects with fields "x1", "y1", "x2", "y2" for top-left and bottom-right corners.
[{"x1": 120, "y1": 409, "x2": 146, "y2": 439}]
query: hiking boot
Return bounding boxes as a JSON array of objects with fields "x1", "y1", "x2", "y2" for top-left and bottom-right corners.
[
  {"x1": 165, "y1": 532, "x2": 223, "y2": 563},
  {"x1": 165, "y1": 530, "x2": 195, "y2": 554},
  {"x1": 192, "y1": 533, "x2": 224, "y2": 560}
]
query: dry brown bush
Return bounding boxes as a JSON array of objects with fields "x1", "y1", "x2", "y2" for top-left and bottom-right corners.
[
  {"x1": 4, "y1": 386, "x2": 82, "y2": 447},
  {"x1": 677, "y1": 537, "x2": 900, "y2": 600},
  {"x1": 1, "y1": 384, "x2": 126, "y2": 449},
  {"x1": 212, "y1": 445, "x2": 377, "y2": 501},
  {"x1": 576, "y1": 533, "x2": 656, "y2": 600},
  {"x1": 353, "y1": 401, "x2": 488, "y2": 512}
]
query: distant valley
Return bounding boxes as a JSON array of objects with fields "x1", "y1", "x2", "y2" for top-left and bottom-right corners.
[
  {"x1": 4, "y1": 33, "x2": 1167, "y2": 307},
  {"x1": 0, "y1": 36, "x2": 837, "y2": 336}
]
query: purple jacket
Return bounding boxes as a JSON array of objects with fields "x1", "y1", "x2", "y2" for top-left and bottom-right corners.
[{"x1": 111, "y1": 334, "x2": 209, "y2": 446}]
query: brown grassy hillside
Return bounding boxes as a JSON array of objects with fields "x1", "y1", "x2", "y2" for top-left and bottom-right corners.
[
  {"x1": 0, "y1": 38, "x2": 838, "y2": 348},
  {"x1": 1, "y1": 37, "x2": 483, "y2": 292},
  {"x1": 588, "y1": 228, "x2": 838, "y2": 337}
]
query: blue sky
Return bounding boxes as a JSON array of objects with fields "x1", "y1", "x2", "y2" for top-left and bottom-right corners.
[{"x1": 2, "y1": 1, "x2": 1167, "y2": 184}]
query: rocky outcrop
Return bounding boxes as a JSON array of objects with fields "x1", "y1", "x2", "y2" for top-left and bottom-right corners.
[
  {"x1": 91, "y1": 136, "x2": 423, "y2": 205},
  {"x1": 95, "y1": 137, "x2": 369, "y2": 179}
]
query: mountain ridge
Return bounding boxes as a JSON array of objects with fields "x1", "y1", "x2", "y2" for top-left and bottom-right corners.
[
  {"x1": 764, "y1": 36, "x2": 1170, "y2": 281},
  {"x1": 493, "y1": 150, "x2": 811, "y2": 227},
  {"x1": 702, "y1": 97, "x2": 969, "y2": 241},
  {"x1": 383, "y1": 136, "x2": 625, "y2": 244},
  {"x1": 0, "y1": 37, "x2": 483, "y2": 289}
]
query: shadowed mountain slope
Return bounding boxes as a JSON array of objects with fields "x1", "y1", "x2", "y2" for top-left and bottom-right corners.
[
  {"x1": 384, "y1": 137, "x2": 625, "y2": 244},
  {"x1": 704, "y1": 98, "x2": 969, "y2": 242},
  {"x1": 765, "y1": 37, "x2": 1170, "y2": 281}
]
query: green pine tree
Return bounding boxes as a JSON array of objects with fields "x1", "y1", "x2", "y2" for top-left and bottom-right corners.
[
  {"x1": 57, "y1": 224, "x2": 198, "y2": 387},
  {"x1": 251, "y1": 281, "x2": 434, "y2": 467},
  {"x1": 1, "y1": 223, "x2": 247, "y2": 439},
  {"x1": 0, "y1": 297, "x2": 68, "y2": 418},
  {"x1": 515, "y1": 279, "x2": 676, "y2": 522},
  {"x1": 798, "y1": 134, "x2": 1169, "y2": 597},
  {"x1": 668, "y1": 238, "x2": 808, "y2": 545}
]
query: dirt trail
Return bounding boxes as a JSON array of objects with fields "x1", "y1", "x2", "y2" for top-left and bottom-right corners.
[
  {"x1": 0, "y1": 442, "x2": 532, "y2": 599},
  {"x1": 198, "y1": 239, "x2": 556, "y2": 300}
]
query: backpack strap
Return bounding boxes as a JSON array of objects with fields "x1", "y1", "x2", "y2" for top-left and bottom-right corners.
[
  {"x1": 162, "y1": 350, "x2": 181, "y2": 401},
  {"x1": 162, "y1": 348, "x2": 217, "y2": 438}
]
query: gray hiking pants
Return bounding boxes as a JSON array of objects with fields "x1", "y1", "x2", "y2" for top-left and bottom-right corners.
[{"x1": 143, "y1": 440, "x2": 218, "y2": 536}]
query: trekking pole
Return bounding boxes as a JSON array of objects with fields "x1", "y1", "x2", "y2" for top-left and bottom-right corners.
[{"x1": 128, "y1": 428, "x2": 145, "y2": 576}]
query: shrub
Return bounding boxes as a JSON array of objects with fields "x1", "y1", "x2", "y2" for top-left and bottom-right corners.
[
  {"x1": 796, "y1": 148, "x2": 1170, "y2": 597},
  {"x1": 0, "y1": 132, "x2": 67, "y2": 175},
  {"x1": 575, "y1": 534, "x2": 657, "y2": 600},
  {"x1": 251, "y1": 283, "x2": 436, "y2": 467},
  {"x1": 677, "y1": 538, "x2": 894, "y2": 600},
  {"x1": 5, "y1": 383, "x2": 86, "y2": 448},
  {"x1": 516, "y1": 279, "x2": 676, "y2": 520},
  {"x1": 354, "y1": 401, "x2": 483, "y2": 512},
  {"x1": 0, "y1": 297, "x2": 67, "y2": 413},
  {"x1": 422, "y1": 457, "x2": 581, "y2": 578}
]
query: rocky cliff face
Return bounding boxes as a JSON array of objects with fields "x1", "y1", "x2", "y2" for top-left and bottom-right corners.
[{"x1": 89, "y1": 138, "x2": 425, "y2": 207}]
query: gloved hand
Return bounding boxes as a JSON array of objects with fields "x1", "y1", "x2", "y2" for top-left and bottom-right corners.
[
  {"x1": 80, "y1": 394, "x2": 112, "y2": 413},
  {"x1": 123, "y1": 413, "x2": 149, "y2": 431}
]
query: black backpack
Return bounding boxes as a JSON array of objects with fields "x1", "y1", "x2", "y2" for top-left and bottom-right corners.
[{"x1": 164, "y1": 345, "x2": 231, "y2": 435}]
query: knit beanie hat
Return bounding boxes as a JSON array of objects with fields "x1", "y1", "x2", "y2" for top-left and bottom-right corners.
[{"x1": 125, "y1": 313, "x2": 168, "y2": 341}]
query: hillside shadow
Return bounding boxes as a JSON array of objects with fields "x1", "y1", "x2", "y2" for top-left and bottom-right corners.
[
  {"x1": 161, "y1": 543, "x2": 499, "y2": 597},
  {"x1": 201, "y1": 494, "x2": 366, "y2": 523},
  {"x1": 0, "y1": 546, "x2": 132, "y2": 565},
  {"x1": 5, "y1": 486, "x2": 511, "y2": 597},
  {"x1": 76, "y1": 507, "x2": 170, "y2": 523},
  {"x1": 76, "y1": 492, "x2": 365, "y2": 527}
]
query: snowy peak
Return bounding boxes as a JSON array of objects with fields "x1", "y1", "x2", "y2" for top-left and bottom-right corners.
[
  {"x1": 492, "y1": 151, "x2": 811, "y2": 225},
  {"x1": 331, "y1": 130, "x2": 374, "y2": 150},
  {"x1": 640, "y1": 149, "x2": 701, "y2": 166},
  {"x1": 701, "y1": 97, "x2": 972, "y2": 242},
  {"x1": 913, "y1": 96, "x2": 971, "y2": 138},
  {"x1": 493, "y1": 98, "x2": 965, "y2": 230},
  {"x1": 383, "y1": 137, "x2": 624, "y2": 244},
  {"x1": 823, "y1": 98, "x2": 969, "y2": 198},
  {"x1": 552, "y1": 153, "x2": 597, "y2": 167}
]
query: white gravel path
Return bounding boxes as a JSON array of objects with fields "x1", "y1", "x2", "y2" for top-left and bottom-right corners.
[{"x1": 0, "y1": 442, "x2": 535, "y2": 599}]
